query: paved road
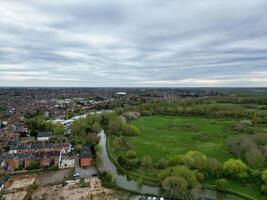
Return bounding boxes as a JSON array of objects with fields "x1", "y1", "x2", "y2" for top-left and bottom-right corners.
[{"x1": 74, "y1": 156, "x2": 97, "y2": 178}]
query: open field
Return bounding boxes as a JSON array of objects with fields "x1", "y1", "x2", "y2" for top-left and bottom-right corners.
[
  {"x1": 108, "y1": 115, "x2": 267, "y2": 199},
  {"x1": 126, "y1": 116, "x2": 239, "y2": 162}
]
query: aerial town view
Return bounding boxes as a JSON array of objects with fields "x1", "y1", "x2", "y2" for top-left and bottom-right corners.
[{"x1": 1, "y1": 0, "x2": 267, "y2": 200}]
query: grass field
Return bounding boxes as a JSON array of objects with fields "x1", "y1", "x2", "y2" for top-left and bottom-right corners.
[
  {"x1": 109, "y1": 115, "x2": 267, "y2": 199},
  {"x1": 127, "y1": 116, "x2": 239, "y2": 162}
]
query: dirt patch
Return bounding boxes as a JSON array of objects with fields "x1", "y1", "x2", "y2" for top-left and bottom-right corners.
[
  {"x1": 37, "y1": 168, "x2": 73, "y2": 186},
  {"x1": 32, "y1": 177, "x2": 119, "y2": 200},
  {"x1": 5, "y1": 174, "x2": 36, "y2": 191},
  {"x1": 1, "y1": 191, "x2": 27, "y2": 200}
]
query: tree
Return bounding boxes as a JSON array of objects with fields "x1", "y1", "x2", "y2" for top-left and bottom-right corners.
[
  {"x1": 261, "y1": 169, "x2": 267, "y2": 195},
  {"x1": 160, "y1": 166, "x2": 199, "y2": 188},
  {"x1": 207, "y1": 158, "x2": 222, "y2": 177},
  {"x1": 123, "y1": 112, "x2": 140, "y2": 121},
  {"x1": 141, "y1": 155, "x2": 153, "y2": 170},
  {"x1": 27, "y1": 116, "x2": 52, "y2": 136},
  {"x1": 117, "y1": 154, "x2": 139, "y2": 170},
  {"x1": 112, "y1": 136, "x2": 129, "y2": 151},
  {"x1": 215, "y1": 179, "x2": 229, "y2": 192},
  {"x1": 223, "y1": 159, "x2": 248, "y2": 180},
  {"x1": 65, "y1": 111, "x2": 74, "y2": 119},
  {"x1": 102, "y1": 171, "x2": 115, "y2": 187},
  {"x1": 141, "y1": 110, "x2": 152, "y2": 116},
  {"x1": 91, "y1": 122, "x2": 101, "y2": 133},
  {"x1": 262, "y1": 169, "x2": 267, "y2": 183},
  {"x1": 162, "y1": 176, "x2": 188, "y2": 197},
  {"x1": 49, "y1": 135, "x2": 68, "y2": 143},
  {"x1": 71, "y1": 120, "x2": 82, "y2": 135},
  {"x1": 126, "y1": 150, "x2": 137, "y2": 159},
  {"x1": 251, "y1": 112, "x2": 258, "y2": 127},
  {"x1": 107, "y1": 116, "x2": 126, "y2": 135},
  {"x1": 245, "y1": 148, "x2": 264, "y2": 167},
  {"x1": 122, "y1": 124, "x2": 140, "y2": 136},
  {"x1": 86, "y1": 133, "x2": 100, "y2": 146},
  {"x1": 180, "y1": 151, "x2": 208, "y2": 170},
  {"x1": 52, "y1": 123, "x2": 65, "y2": 135},
  {"x1": 261, "y1": 184, "x2": 267, "y2": 195}
]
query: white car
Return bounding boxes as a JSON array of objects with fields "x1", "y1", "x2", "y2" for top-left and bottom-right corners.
[{"x1": 73, "y1": 173, "x2": 80, "y2": 177}]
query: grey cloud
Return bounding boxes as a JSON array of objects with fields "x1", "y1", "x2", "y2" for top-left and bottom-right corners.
[{"x1": 0, "y1": 0, "x2": 267, "y2": 87}]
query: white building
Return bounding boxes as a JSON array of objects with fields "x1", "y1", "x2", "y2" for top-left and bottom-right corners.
[{"x1": 37, "y1": 131, "x2": 52, "y2": 141}]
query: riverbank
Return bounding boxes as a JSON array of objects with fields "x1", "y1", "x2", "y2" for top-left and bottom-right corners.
[{"x1": 106, "y1": 135, "x2": 159, "y2": 186}]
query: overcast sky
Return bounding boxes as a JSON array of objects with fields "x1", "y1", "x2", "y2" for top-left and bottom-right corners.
[{"x1": 0, "y1": 0, "x2": 267, "y2": 87}]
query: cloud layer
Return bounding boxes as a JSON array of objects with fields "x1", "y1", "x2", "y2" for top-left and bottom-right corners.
[{"x1": 0, "y1": 0, "x2": 267, "y2": 87}]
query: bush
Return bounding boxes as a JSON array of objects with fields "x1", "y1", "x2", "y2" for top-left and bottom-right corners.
[
  {"x1": 107, "y1": 115, "x2": 126, "y2": 135},
  {"x1": 141, "y1": 110, "x2": 152, "y2": 116},
  {"x1": 26, "y1": 161, "x2": 41, "y2": 170},
  {"x1": 223, "y1": 159, "x2": 248, "y2": 180},
  {"x1": 126, "y1": 150, "x2": 137, "y2": 159},
  {"x1": 123, "y1": 112, "x2": 140, "y2": 121},
  {"x1": 141, "y1": 155, "x2": 153, "y2": 170},
  {"x1": 206, "y1": 157, "x2": 222, "y2": 177},
  {"x1": 180, "y1": 151, "x2": 208, "y2": 170},
  {"x1": 117, "y1": 154, "x2": 140, "y2": 170},
  {"x1": 215, "y1": 179, "x2": 229, "y2": 192},
  {"x1": 122, "y1": 124, "x2": 140, "y2": 136},
  {"x1": 101, "y1": 171, "x2": 115, "y2": 187}
]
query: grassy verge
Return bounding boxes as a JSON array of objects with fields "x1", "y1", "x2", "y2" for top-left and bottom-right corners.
[{"x1": 204, "y1": 185, "x2": 259, "y2": 200}]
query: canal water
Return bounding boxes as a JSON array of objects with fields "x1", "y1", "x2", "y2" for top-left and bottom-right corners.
[{"x1": 97, "y1": 131, "x2": 244, "y2": 200}]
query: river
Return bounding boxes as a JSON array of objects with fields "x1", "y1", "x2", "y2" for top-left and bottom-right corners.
[{"x1": 97, "y1": 131, "x2": 245, "y2": 200}]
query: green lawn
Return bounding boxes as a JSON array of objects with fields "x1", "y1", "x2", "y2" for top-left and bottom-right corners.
[{"x1": 127, "y1": 116, "x2": 239, "y2": 162}]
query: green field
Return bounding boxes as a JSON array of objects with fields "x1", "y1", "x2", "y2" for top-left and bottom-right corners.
[
  {"x1": 127, "y1": 116, "x2": 239, "y2": 162},
  {"x1": 108, "y1": 115, "x2": 267, "y2": 199}
]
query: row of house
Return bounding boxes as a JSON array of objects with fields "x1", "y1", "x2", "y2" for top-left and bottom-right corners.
[
  {"x1": 2, "y1": 142, "x2": 72, "y2": 171},
  {"x1": 5, "y1": 151, "x2": 61, "y2": 171},
  {"x1": 9, "y1": 142, "x2": 72, "y2": 154}
]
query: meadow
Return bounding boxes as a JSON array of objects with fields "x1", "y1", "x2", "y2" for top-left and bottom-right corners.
[{"x1": 127, "y1": 115, "x2": 238, "y2": 162}]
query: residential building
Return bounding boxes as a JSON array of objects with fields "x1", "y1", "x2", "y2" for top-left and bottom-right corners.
[
  {"x1": 79, "y1": 146, "x2": 93, "y2": 168},
  {"x1": 5, "y1": 151, "x2": 61, "y2": 171},
  {"x1": 37, "y1": 131, "x2": 52, "y2": 141}
]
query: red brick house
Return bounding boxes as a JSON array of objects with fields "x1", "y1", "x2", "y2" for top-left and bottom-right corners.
[
  {"x1": 79, "y1": 146, "x2": 92, "y2": 168},
  {"x1": 5, "y1": 151, "x2": 61, "y2": 171}
]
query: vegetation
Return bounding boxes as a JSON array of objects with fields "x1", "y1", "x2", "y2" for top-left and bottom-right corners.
[
  {"x1": 100, "y1": 171, "x2": 116, "y2": 188},
  {"x1": 118, "y1": 116, "x2": 238, "y2": 162},
  {"x1": 26, "y1": 161, "x2": 41, "y2": 170},
  {"x1": 0, "y1": 106, "x2": 6, "y2": 112},
  {"x1": 215, "y1": 178, "x2": 229, "y2": 192},
  {"x1": 70, "y1": 114, "x2": 101, "y2": 152},
  {"x1": 26, "y1": 116, "x2": 52, "y2": 136},
  {"x1": 105, "y1": 97, "x2": 267, "y2": 199}
]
